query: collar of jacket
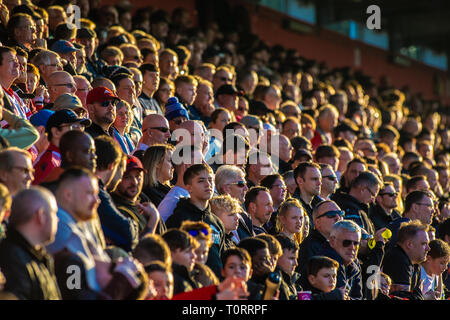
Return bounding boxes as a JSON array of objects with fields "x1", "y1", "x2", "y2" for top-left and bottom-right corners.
[
  {"x1": 338, "y1": 192, "x2": 369, "y2": 212},
  {"x1": 276, "y1": 266, "x2": 300, "y2": 285},
  {"x1": 172, "y1": 262, "x2": 197, "y2": 279},
  {"x1": 5, "y1": 228, "x2": 51, "y2": 264},
  {"x1": 177, "y1": 197, "x2": 211, "y2": 217}
]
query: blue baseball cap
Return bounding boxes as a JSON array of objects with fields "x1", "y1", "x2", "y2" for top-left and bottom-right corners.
[
  {"x1": 51, "y1": 40, "x2": 78, "y2": 54},
  {"x1": 30, "y1": 109, "x2": 55, "y2": 128}
]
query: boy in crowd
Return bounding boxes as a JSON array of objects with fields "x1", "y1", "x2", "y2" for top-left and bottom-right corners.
[
  {"x1": 420, "y1": 239, "x2": 450, "y2": 300},
  {"x1": 275, "y1": 235, "x2": 300, "y2": 300},
  {"x1": 305, "y1": 255, "x2": 345, "y2": 300}
]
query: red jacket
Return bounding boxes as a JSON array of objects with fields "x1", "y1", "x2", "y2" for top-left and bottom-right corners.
[{"x1": 33, "y1": 144, "x2": 61, "y2": 185}]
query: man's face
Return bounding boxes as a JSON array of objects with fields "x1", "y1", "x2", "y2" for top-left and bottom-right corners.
[
  {"x1": 68, "y1": 135, "x2": 97, "y2": 172},
  {"x1": 252, "y1": 191, "x2": 273, "y2": 225},
  {"x1": 117, "y1": 77, "x2": 135, "y2": 105},
  {"x1": 159, "y1": 53, "x2": 177, "y2": 80},
  {"x1": 270, "y1": 178, "x2": 287, "y2": 206},
  {"x1": 319, "y1": 110, "x2": 338, "y2": 133},
  {"x1": 218, "y1": 93, "x2": 238, "y2": 112},
  {"x1": 0, "y1": 51, "x2": 20, "y2": 82},
  {"x1": 125, "y1": 47, "x2": 143, "y2": 66},
  {"x1": 17, "y1": 17, "x2": 36, "y2": 45},
  {"x1": 282, "y1": 120, "x2": 301, "y2": 140},
  {"x1": 177, "y1": 82, "x2": 197, "y2": 106},
  {"x1": 172, "y1": 246, "x2": 196, "y2": 271},
  {"x1": 278, "y1": 136, "x2": 293, "y2": 163},
  {"x1": 253, "y1": 154, "x2": 273, "y2": 182},
  {"x1": 42, "y1": 54, "x2": 63, "y2": 79},
  {"x1": 143, "y1": 70, "x2": 160, "y2": 93},
  {"x1": 49, "y1": 73, "x2": 77, "y2": 101},
  {"x1": 75, "y1": 48, "x2": 86, "y2": 73},
  {"x1": 194, "y1": 84, "x2": 214, "y2": 115},
  {"x1": 360, "y1": 183, "x2": 380, "y2": 205},
  {"x1": 222, "y1": 255, "x2": 251, "y2": 281},
  {"x1": 384, "y1": 156, "x2": 400, "y2": 175},
  {"x1": 16, "y1": 55, "x2": 27, "y2": 83},
  {"x1": 71, "y1": 176, "x2": 100, "y2": 221},
  {"x1": 148, "y1": 270, "x2": 174, "y2": 300},
  {"x1": 438, "y1": 168, "x2": 449, "y2": 190},
  {"x1": 265, "y1": 86, "x2": 281, "y2": 111},
  {"x1": 90, "y1": 99, "x2": 117, "y2": 126},
  {"x1": 212, "y1": 69, "x2": 233, "y2": 92},
  {"x1": 330, "y1": 230, "x2": 360, "y2": 266},
  {"x1": 409, "y1": 230, "x2": 430, "y2": 264},
  {"x1": 413, "y1": 195, "x2": 435, "y2": 225},
  {"x1": 0, "y1": 153, "x2": 33, "y2": 195},
  {"x1": 186, "y1": 170, "x2": 214, "y2": 202},
  {"x1": 77, "y1": 37, "x2": 96, "y2": 58},
  {"x1": 313, "y1": 202, "x2": 343, "y2": 237},
  {"x1": 341, "y1": 130, "x2": 357, "y2": 145},
  {"x1": 277, "y1": 249, "x2": 298, "y2": 276},
  {"x1": 299, "y1": 167, "x2": 322, "y2": 197},
  {"x1": 321, "y1": 167, "x2": 338, "y2": 196},
  {"x1": 308, "y1": 267, "x2": 337, "y2": 293},
  {"x1": 144, "y1": 116, "x2": 171, "y2": 145},
  {"x1": 116, "y1": 169, "x2": 144, "y2": 202},
  {"x1": 318, "y1": 156, "x2": 339, "y2": 173},
  {"x1": 75, "y1": 77, "x2": 92, "y2": 106},
  {"x1": 356, "y1": 140, "x2": 377, "y2": 159},
  {"x1": 377, "y1": 185, "x2": 398, "y2": 210},
  {"x1": 252, "y1": 248, "x2": 273, "y2": 277},
  {"x1": 227, "y1": 173, "x2": 248, "y2": 203},
  {"x1": 345, "y1": 162, "x2": 366, "y2": 186}
]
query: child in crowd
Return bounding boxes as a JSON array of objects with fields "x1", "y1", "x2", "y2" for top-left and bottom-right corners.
[
  {"x1": 305, "y1": 255, "x2": 345, "y2": 300},
  {"x1": 421, "y1": 239, "x2": 450, "y2": 300},
  {"x1": 275, "y1": 235, "x2": 301, "y2": 300},
  {"x1": 145, "y1": 261, "x2": 174, "y2": 300}
]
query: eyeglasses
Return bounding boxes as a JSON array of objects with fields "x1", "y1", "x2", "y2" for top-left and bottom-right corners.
[
  {"x1": 316, "y1": 210, "x2": 345, "y2": 219},
  {"x1": 380, "y1": 192, "x2": 398, "y2": 198},
  {"x1": 12, "y1": 166, "x2": 34, "y2": 176},
  {"x1": 342, "y1": 239, "x2": 360, "y2": 248},
  {"x1": 187, "y1": 228, "x2": 209, "y2": 237},
  {"x1": 323, "y1": 175, "x2": 337, "y2": 182},
  {"x1": 228, "y1": 181, "x2": 247, "y2": 188},
  {"x1": 148, "y1": 127, "x2": 170, "y2": 133},
  {"x1": 100, "y1": 100, "x2": 118, "y2": 107},
  {"x1": 59, "y1": 122, "x2": 85, "y2": 131},
  {"x1": 53, "y1": 83, "x2": 76, "y2": 89}
]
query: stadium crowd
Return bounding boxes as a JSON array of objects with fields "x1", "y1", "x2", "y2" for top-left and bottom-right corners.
[{"x1": 0, "y1": 0, "x2": 449, "y2": 301}]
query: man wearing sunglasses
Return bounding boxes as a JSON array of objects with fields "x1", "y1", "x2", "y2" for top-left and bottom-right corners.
[
  {"x1": 85, "y1": 86, "x2": 120, "y2": 139},
  {"x1": 135, "y1": 114, "x2": 171, "y2": 153},
  {"x1": 34, "y1": 109, "x2": 91, "y2": 185},
  {"x1": 369, "y1": 182, "x2": 401, "y2": 231},
  {"x1": 47, "y1": 71, "x2": 77, "y2": 106},
  {"x1": 319, "y1": 164, "x2": 339, "y2": 200},
  {"x1": 332, "y1": 171, "x2": 379, "y2": 236}
]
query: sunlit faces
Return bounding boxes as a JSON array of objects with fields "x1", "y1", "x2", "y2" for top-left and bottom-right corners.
[
  {"x1": 172, "y1": 246, "x2": 196, "y2": 271},
  {"x1": 194, "y1": 239, "x2": 210, "y2": 265},
  {"x1": 214, "y1": 209, "x2": 239, "y2": 234},
  {"x1": 298, "y1": 167, "x2": 322, "y2": 197},
  {"x1": 221, "y1": 255, "x2": 252, "y2": 281},
  {"x1": 0, "y1": 152, "x2": 34, "y2": 195},
  {"x1": 70, "y1": 176, "x2": 100, "y2": 222},
  {"x1": 329, "y1": 230, "x2": 360, "y2": 266},
  {"x1": 185, "y1": 170, "x2": 214, "y2": 201},
  {"x1": 249, "y1": 190, "x2": 273, "y2": 226},
  {"x1": 116, "y1": 169, "x2": 144, "y2": 201},
  {"x1": 344, "y1": 162, "x2": 366, "y2": 186},
  {"x1": 280, "y1": 206, "x2": 303, "y2": 235},
  {"x1": 0, "y1": 51, "x2": 20, "y2": 81},
  {"x1": 176, "y1": 82, "x2": 197, "y2": 106},
  {"x1": 308, "y1": 267, "x2": 337, "y2": 293},
  {"x1": 424, "y1": 255, "x2": 450, "y2": 276},
  {"x1": 148, "y1": 270, "x2": 174, "y2": 300},
  {"x1": 157, "y1": 150, "x2": 174, "y2": 184},
  {"x1": 407, "y1": 230, "x2": 430, "y2": 264}
]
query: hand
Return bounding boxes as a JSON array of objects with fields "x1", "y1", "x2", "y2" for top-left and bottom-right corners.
[
  {"x1": 35, "y1": 85, "x2": 47, "y2": 98},
  {"x1": 217, "y1": 276, "x2": 249, "y2": 300},
  {"x1": 138, "y1": 202, "x2": 160, "y2": 233},
  {"x1": 374, "y1": 227, "x2": 387, "y2": 243}
]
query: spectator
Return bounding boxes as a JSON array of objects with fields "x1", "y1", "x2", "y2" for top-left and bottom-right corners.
[
  {"x1": 319, "y1": 163, "x2": 338, "y2": 200},
  {"x1": 304, "y1": 256, "x2": 344, "y2": 300},
  {"x1": 274, "y1": 235, "x2": 300, "y2": 300},
  {"x1": 112, "y1": 100, "x2": 134, "y2": 155},
  {"x1": 244, "y1": 186, "x2": 274, "y2": 235},
  {"x1": 370, "y1": 182, "x2": 402, "y2": 231},
  {"x1": 420, "y1": 239, "x2": 450, "y2": 300},
  {"x1": 0, "y1": 147, "x2": 34, "y2": 196},
  {"x1": 85, "y1": 86, "x2": 120, "y2": 138},
  {"x1": 138, "y1": 63, "x2": 162, "y2": 116},
  {"x1": 46, "y1": 71, "x2": 77, "y2": 105},
  {"x1": 210, "y1": 194, "x2": 241, "y2": 249}
]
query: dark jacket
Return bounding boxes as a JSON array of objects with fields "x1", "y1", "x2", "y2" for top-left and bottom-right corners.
[
  {"x1": 369, "y1": 203, "x2": 401, "y2": 231},
  {"x1": 142, "y1": 182, "x2": 171, "y2": 207},
  {"x1": 97, "y1": 179, "x2": 139, "y2": 252},
  {"x1": 331, "y1": 191, "x2": 375, "y2": 235},
  {"x1": 236, "y1": 211, "x2": 254, "y2": 240},
  {"x1": 224, "y1": 232, "x2": 237, "y2": 251},
  {"x1": 297, "y1": 229, "x2": 331, "y2": 274},
  {"x1": 277, "y1": 267, "x2": 300, "y2": 300},
  {"x1": 358, "y1": 240, "x2": 385, "y2": 300},
  {"x1": 166, "y1": 198, "x2": 226, "y2": 277},
  {"x1": 85, "y1": 122, "x2": 114, "y2": 139},
  {"x1": 111, "y1": 193, "x2": 148, "y2": 235},
  {"x1": 172, "y1": 262, "x2": 200, "y2": 295},
  {"x1": 0, "y1": 228, "x2": 62, "y2": 300}
]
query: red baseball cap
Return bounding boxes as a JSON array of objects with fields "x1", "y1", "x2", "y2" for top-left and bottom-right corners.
[
  {"x1": 125, "y1": 155, "x2": 146, "y2": 174},
  {"x1": 86, "y1": 86, "x2": 120, "y2": 105}
]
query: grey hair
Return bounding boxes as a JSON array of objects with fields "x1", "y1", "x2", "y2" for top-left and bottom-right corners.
[
  {"x1": 330, "y1": 220, "x2": 361, "y2": 238},
  {"x1": 215, "y1": 165, "x2": 245, "y2": 194}
]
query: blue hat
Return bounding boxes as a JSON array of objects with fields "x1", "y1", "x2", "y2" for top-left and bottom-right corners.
[
  {"x1": 30, "y1": 109, "x2": 55, "y2": 127},
  {"x1": 164, "y1": 97, "x2": 189, "y2": 121},
  {"x1": 51, "y1": 40, "x2": 78, "y2": 54}
]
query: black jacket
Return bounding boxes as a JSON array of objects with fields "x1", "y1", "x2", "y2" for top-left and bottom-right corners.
[
  {"x1": 172, "y1": 262, "x2": 200, "y2": 295},
  {"x1": 0, "y1": 228, "x2": 61, "y2": 300},
  {"x1": 166, "y1": 198, "x2": 226, "y2": 278},
  {"x1": 331, "y1": 191, "x2": 375, "y2": 235},
  {"x1": 142, "y1": 182, "x2": 171, "y2": 207},
  {"x1": 85, "y1": 122, "x2": 114, "y2": 139},
  {"x1": 358, "y1": 240, "x2": 385, "y2": 300},
  {"x1": 236, "y1": 211, "x2": 254, "y2": 241},
  {"x1": 297, "y1": 229, "x2": 331, "y2": 274},
  {"x1": 369, "y1": 203, "x2": 401, "y2": 231},
  {"x1": 277, "y1": 267, "x2": 300, "y2": 300}
]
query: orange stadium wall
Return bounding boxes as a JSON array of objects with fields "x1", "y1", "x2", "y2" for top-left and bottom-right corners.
[{"x1": 101, "y1": 0, "x2": 450, "y2": 104}]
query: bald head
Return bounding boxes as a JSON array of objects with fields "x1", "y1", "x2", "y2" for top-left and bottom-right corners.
[
  {"x1": 48, "y1": 71, "x2": 76, "y2": 102},
  {"x1": 92, "y1": 77, "x2": 116, "y2": 92},
  {"x1": 141, "y1": 114, "x2": 171, "y2": 146},
  {"x1": 60, "y1": 131, "x2": 96, "y2": 171}
]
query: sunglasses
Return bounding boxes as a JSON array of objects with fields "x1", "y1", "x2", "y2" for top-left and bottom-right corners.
[
  {"x1": 316, "y1": 210, "x2": 345, "y2": 219},
  {"x1": 149, "y1": 127, "x2": 170, "y2": 133},
  {"x1": 187, "y1": 228, "x2": 209, "y2": 237},
  {"x1": 323, "y1": 175, "x2": 337, "y2": 182},
  {"x1": 342, "y1": 239, "x2": 360, "y2": 248},
  {"x1": 229, "y1": 181, "x2": 247, "y2": 188},
  {"x1": 380, "y1": 192, "x2": 398, "y2": 198},
  {"x1": 100, "y1": 100, "x2": 118, "y2": 107}
]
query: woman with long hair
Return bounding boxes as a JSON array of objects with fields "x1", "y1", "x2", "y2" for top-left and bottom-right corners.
[
  {"x1": 112, "y1": 100, "x2": 135, "y2": 154},
  {"x1": 141, "y1": 144, "x2": 175, "y2": 207},
  {"x1": 275, "y1": 198, "x2": 305, "y2": 246}
]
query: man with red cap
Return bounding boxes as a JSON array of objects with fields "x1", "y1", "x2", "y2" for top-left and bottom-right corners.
[
  {"x1": 85, "y1": 86, "x2": 120, "y2": 139},
  {"x1": 111, "y1": 155, "x2": 164, "y2": 236}
]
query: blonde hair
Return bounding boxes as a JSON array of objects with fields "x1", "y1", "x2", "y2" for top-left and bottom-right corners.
[
  {"x1": 142, "y1": 144, "x2": 174, "y2": 188},
  {"x1": 210, "y1": 194, "x2": 241, "y2": 216},
  {"x1": 276, "y1": 198, "x2": 304, "y2": 245}
]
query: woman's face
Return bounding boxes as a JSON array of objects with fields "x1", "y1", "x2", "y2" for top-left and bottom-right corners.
[
  {"x1": 27, "y1": 72, "x2": 39, "y2": 94},
  {"x1": 280, "y1": 206, "x2": 303, "y2": 234},
  {"x1": 158, "y1": 151, "x2": 174, "y2": 183},
  {"x1": 157, "y1": 83, "x2": 174, "y2": 105},
  {"x1": 214, "y1": 110, "x2": 231, "y2": 132},
  {"x1": 113, "y1": 105, "x2": 131, "y2": 131}
]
